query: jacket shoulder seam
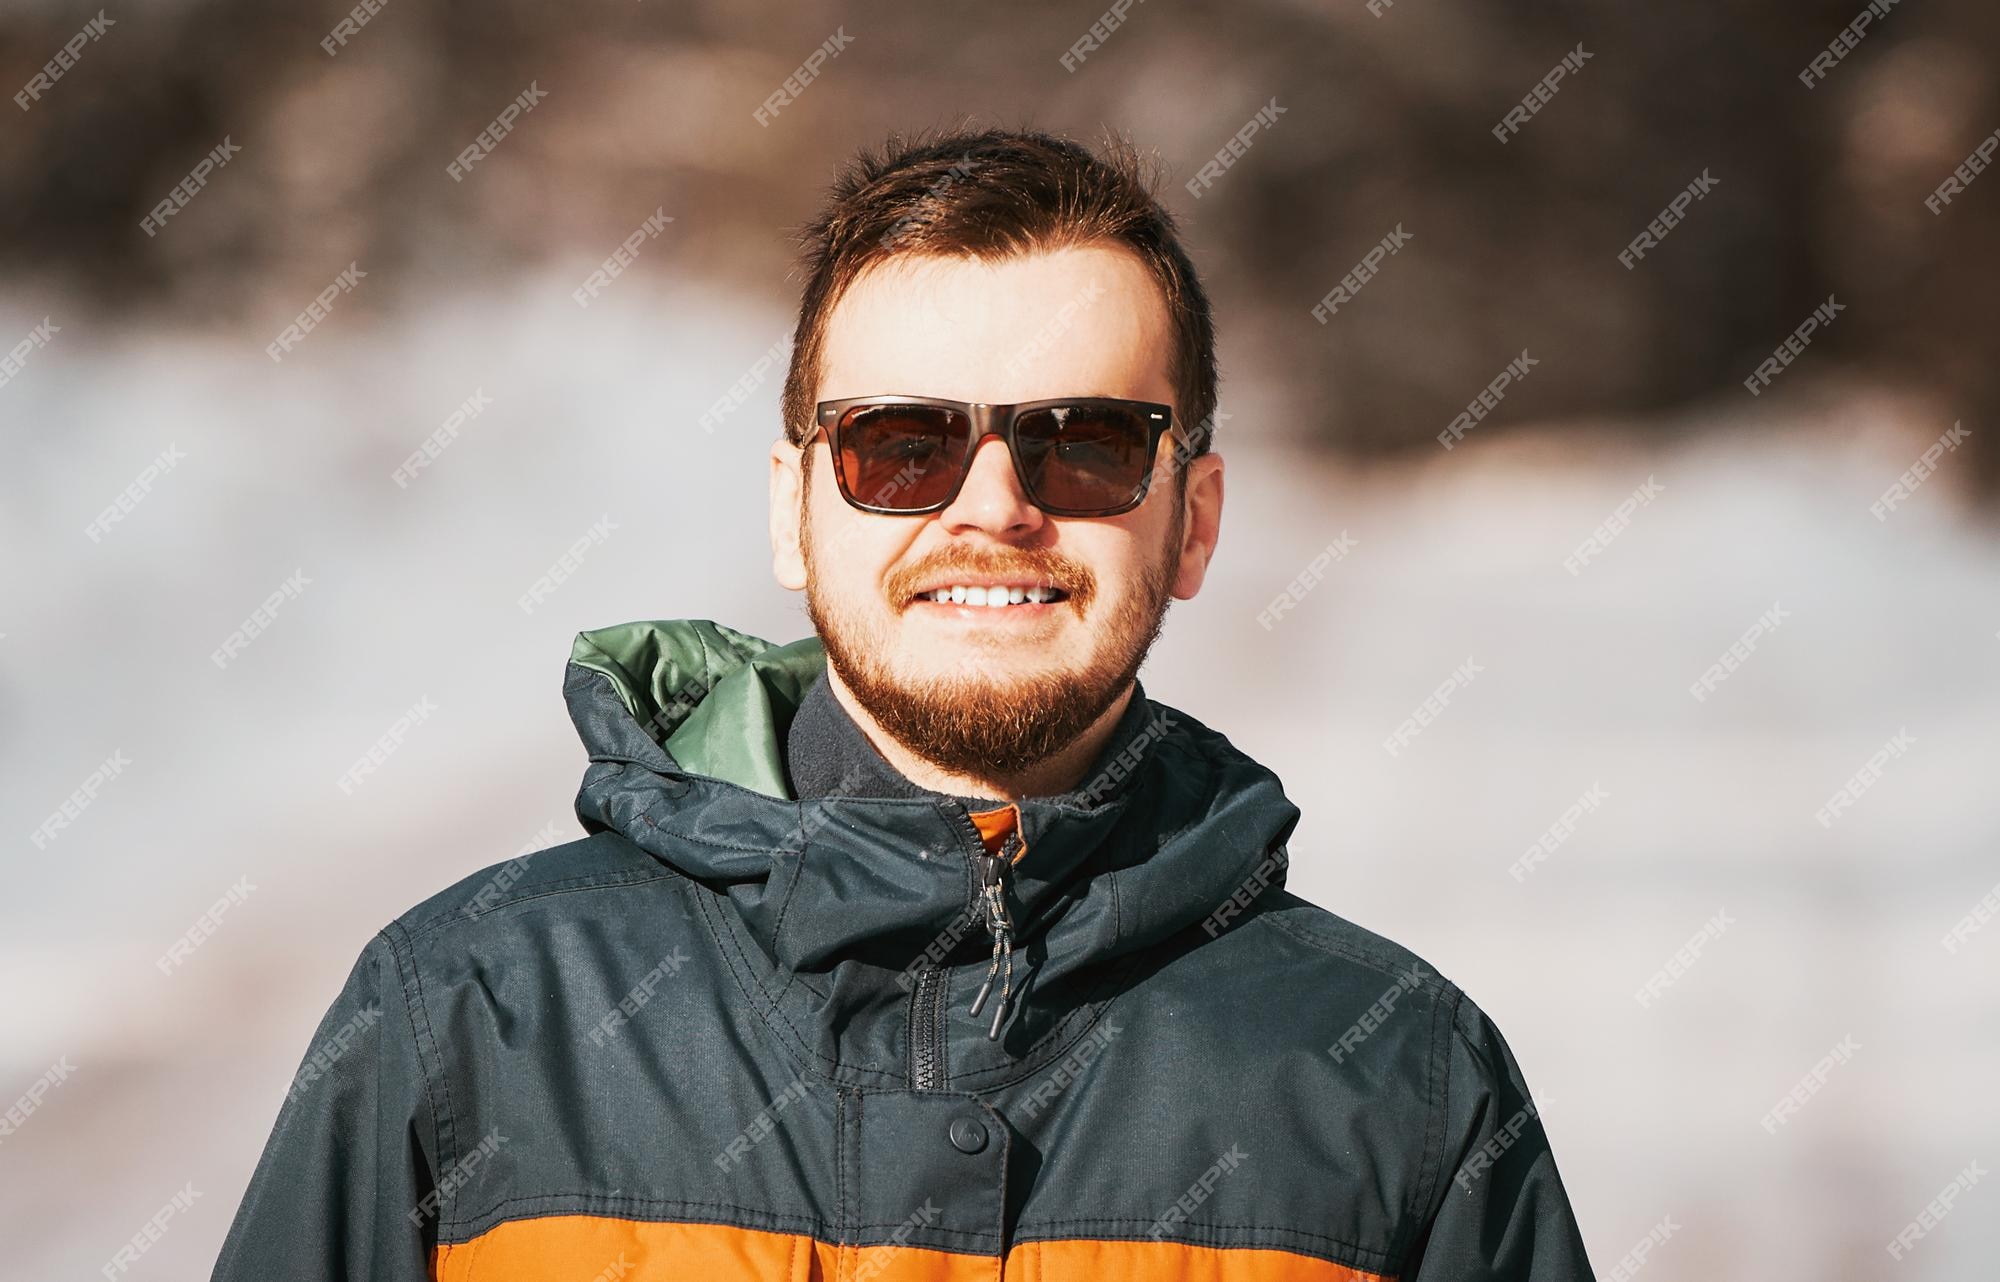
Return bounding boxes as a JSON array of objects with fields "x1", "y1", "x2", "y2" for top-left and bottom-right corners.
[
  {"x1": 1252, "y1": 906, "x2": 1451, "y2": 994},
  {"x1": 1397, "y1": 975, "x2": 1465, "y2": 1269},
  {"x1": 401, "y1": 867, "x2": 686, "y2": 942},
  {"x1": 378, "y1": 920, "x2": 458, "y2": 1181}
]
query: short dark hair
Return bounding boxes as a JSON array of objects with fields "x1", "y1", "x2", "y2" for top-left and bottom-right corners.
[{"x1": 781, "y1": 125, "x2": 1219, "y2": 469}]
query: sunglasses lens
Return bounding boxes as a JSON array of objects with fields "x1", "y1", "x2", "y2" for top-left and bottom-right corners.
[
  {"x1": 1013, "y1": 404, "x2": 1157, "y2": 514},
  {"x1": 837, "y1": 405, "x2": 972, "y2": 510}
]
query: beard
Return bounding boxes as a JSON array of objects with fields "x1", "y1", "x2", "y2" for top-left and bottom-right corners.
[{"x1": 801, "y1": 509, "x2": 1182, "y2": 780}]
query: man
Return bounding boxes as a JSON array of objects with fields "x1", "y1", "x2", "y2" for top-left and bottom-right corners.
[{"x1": 213, "y1": 127, "x2": 1594, "y2": 1281}]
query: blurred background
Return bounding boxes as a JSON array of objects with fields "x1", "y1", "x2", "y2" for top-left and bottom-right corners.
[{"x1": 4, "y1": 1, "x2": 1998, "y2": 1278}]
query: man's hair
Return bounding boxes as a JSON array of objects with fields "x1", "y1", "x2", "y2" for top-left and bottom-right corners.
[{"x1": 780, "y1": 124, "x2": 1218, "y2": 475}]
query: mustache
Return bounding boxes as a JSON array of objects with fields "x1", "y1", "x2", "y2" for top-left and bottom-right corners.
[{"x1": 886, "y1": 546, "x2": 1096, "y2": 606}]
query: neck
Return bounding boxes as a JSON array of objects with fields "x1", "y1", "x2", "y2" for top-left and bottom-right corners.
[{"x1": 821, "y1": 667, "x2": 1136, "y2": 801}]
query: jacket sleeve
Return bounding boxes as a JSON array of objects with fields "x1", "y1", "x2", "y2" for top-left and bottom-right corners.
[
  {"x1": 210, "y1": 930, "x2": 441, "y2": 1281},
  {"x1": 1402, "y1": 992, "x2": 1596, "y2": 1282}
]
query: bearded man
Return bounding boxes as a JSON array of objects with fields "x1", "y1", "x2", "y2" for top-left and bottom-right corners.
[{"x1": 213, "y1": 126, "x2": 1595, "y2": 1282}]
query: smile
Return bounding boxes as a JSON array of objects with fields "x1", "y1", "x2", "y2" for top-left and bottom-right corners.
[{"x1": 913, "y1": 584, "x2": 1069, "y2": 607}]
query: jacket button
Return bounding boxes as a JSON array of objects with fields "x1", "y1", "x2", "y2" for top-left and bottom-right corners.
[{"x1": 948, "y1": 1116, "x2": 988, "y2": 1154}]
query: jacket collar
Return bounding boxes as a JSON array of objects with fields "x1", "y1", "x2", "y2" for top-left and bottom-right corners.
[
  {"x1": 782, "y1": 667, "x2": 1007, "y2": 808},
  {"x1": 564, "y1": 619, "x2": 1301, "y2": 1085}
]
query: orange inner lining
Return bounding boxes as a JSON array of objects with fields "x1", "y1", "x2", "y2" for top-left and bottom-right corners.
[{"x1": 967, "y1": 803, "x2": 1026, "y2": 862}]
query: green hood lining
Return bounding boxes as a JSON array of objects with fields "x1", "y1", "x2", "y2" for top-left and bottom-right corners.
[{"x1": 569, "y1": 619, "x2": 827, "y2": 800}]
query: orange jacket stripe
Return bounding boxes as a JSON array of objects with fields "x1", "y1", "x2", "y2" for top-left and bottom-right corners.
[{"x1": 433, "y1": 1214, "x2": 1392, "y2": 1281}]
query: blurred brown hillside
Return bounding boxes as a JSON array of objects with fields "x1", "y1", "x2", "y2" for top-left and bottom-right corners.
[{"x1": 3, "y1": 0, "x2": 1996, "y2": 490}]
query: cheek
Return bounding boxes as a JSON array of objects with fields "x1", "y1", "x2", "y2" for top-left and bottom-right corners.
[{"x1": 805, "y1": 499, "x2": 913, "y2": 605}]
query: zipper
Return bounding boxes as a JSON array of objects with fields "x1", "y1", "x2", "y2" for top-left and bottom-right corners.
[
  {"x1": 966, "y1": 831, "x2": 1019, "y2": 1042},
  {"x1": 909, "y1": 967, "x2": 948, "y2": 1091}
]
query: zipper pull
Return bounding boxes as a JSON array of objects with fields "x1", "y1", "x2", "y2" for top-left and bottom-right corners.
[{"x1": 966, "y1": 843, "x2": 1016, "y2": 1041}]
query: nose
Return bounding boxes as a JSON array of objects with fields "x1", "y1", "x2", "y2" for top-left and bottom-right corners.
[{"x1": 936, "y1": 434, "x2": 1044, "y2": 538}]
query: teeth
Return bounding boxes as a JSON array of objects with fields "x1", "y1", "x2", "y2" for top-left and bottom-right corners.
[{"x1": 920, "y1": 585, "x2": 1064, "y2": 605}]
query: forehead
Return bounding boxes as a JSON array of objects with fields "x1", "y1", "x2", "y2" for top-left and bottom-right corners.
[{"x1": 817, "y1": 242, "x2": 1177, "y2": 407}]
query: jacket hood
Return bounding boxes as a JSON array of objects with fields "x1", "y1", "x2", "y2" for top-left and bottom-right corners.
[{"x1": 563, "y1": 618, "x2": 1302, "y2": 1086}]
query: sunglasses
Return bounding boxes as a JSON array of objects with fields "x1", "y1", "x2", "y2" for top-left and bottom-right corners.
[{"x1": 810, "y1": 394, "x2": 1175, "y2": 517}]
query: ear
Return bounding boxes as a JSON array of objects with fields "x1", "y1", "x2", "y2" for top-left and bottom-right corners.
[
  {"x1": 769, "y1": 437, "x2": 808, "y2": 592},
  {"x1": 1170, "y1": 451, "x2": 1224, "y2": 600}
]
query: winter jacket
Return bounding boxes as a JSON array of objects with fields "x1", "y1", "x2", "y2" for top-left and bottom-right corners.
[{"x1": 210, "y1": 618, "x2": 1595, "y2": 1281}]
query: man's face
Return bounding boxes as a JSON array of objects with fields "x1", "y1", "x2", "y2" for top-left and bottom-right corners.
[{"x1": 769, "y1": 242, "x2": 1223, "y2": 777}]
